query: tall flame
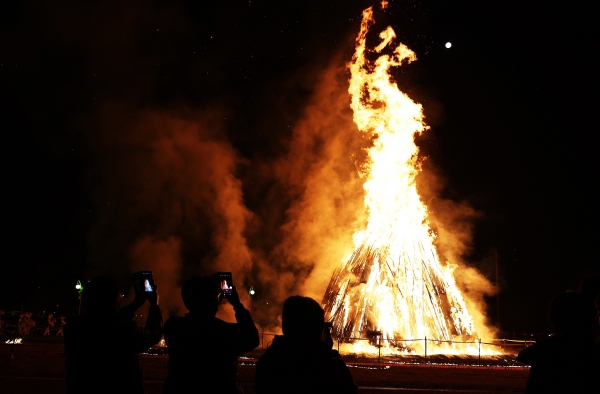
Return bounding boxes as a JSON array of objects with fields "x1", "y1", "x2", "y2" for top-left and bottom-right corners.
[{"x1": 322, "y1": 6, "x2": 480, "y2": 354}]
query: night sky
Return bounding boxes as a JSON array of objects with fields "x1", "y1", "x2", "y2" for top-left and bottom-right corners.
[{"x1": 2, "y1": 0, "x2": 598, "y2": 334}]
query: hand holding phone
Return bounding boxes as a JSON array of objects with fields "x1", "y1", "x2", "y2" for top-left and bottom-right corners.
[
  {"x1": 323, "y1": 322, "x2": 334, "y2": 348},
  {"x1": 147, "y1": 286, "x2": 159, "y2": 306},
  {"x1": 227, "y1": 286, "x2": 242, "y2": 308}
]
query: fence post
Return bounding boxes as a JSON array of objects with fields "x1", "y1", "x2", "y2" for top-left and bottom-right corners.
[
  {"x1": 378, "y1": 335, "x2": 381, "y2": 365},
  {"x1": 337, "y1": 336, "x2": 340, "y2": 353},
  {"x1": 478, "y1": 338, "x2": 481, "y2": 365},
  {"x1": 424, "y1": 336, "x2": 427, "y2": 357}
]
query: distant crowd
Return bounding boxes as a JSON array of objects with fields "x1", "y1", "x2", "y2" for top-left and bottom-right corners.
[{"x1": 0, "y1": 310, "x2": 66, "y2": 336}]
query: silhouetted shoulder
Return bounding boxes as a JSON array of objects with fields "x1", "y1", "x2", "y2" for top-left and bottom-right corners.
[
  {"x1": 517, "y1": 335, "x2": 563, "y2": 366},
  {"x1": 163, "y1": 316, "x2": 185, "y2": 330},
  {"x1": 216, "y1": 318, "x2": 239, "y2": 332}
]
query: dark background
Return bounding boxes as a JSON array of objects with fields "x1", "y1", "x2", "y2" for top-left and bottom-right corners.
[{"x1": 1, "y1": 0, "x2": 598, "y2": 333}]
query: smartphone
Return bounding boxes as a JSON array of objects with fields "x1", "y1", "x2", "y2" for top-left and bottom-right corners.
[
  {"x1": 132, "y1": 271, "x2": 155, "y2": 296},
  {"x1": 213, "y1": 272, "x2": 234, "y2": 298}
]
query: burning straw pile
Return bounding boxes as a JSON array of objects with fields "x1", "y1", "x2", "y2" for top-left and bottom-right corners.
[{"x1": 322, "y1": 4, "x2": 480, "y2": 355}]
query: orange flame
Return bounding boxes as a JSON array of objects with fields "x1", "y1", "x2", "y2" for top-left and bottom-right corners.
[{"x1": 323, "y1": 6, "x2": 492, "y2": 355}]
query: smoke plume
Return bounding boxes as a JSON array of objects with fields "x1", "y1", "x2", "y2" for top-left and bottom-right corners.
[
  {"x1": 417, "y1": 160, "x2": 498, "y2": 338},
  {"x1": 237, "y1": 58, "x2": 371, "y2": 328},
  {"x1": 269, "y1": 62, "x2": 370, "y2": 301},
  {"x1": 85, "y1": 104, "x2": 253, "y2": 318}
]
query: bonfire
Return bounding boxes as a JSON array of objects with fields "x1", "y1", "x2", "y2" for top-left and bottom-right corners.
[{"x1": 322, "y1": 3, "x2": 483, "y2": 355}]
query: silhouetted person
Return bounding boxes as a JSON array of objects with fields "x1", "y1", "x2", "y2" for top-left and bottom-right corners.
[
  {"x1": 579, "y1": 273, "x2": 600, "y2": 344},
  {"x1": 163, "y1": 275, "x2": 259, "y2": 394},
  {"x1": 64, "y1": 276, "x2": 162, "y2": 394},
  {"x1": 43, "y1": 312, "x2": 56, "y2": 335},
  {"x1": 517, "y1": 291, "x2": 599, "y2": 393},
  {"x1": 56, "y1": 315, "x2": 66, "y2": 336},
  {"x1": 255, "y1": 296, "x2": 357, "y2": 394}
]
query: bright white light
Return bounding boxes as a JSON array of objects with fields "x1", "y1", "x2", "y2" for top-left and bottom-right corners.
[
  {"x1": 75, "y1": 284, "x2": 81, "y2": 290},
  {"x1": 445, "y1": 42, "x2": 452, "y2": 49}
]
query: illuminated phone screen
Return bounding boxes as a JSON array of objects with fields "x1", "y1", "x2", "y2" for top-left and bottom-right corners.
[
  {"x1": 132, "y1": 271, "x2": 154, "y2": 295},
  {"x1": 144, "y1": 279, "x2": 153, "y2": 292},
  {"x1": 213, "y1": 272, "x2": 233, "y2": 297}
]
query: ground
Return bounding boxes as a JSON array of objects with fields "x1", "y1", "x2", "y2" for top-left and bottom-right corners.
[{"x1": 0, "y1": 341, "x2": 530, "y2": 393}]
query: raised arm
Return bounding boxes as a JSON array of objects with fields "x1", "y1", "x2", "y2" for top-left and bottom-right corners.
[
  {"x1": 228, "y1": 286, "x2": 259, "y2": 355},
  {"x1": 123, "y1": 288, "x2": 163, "y2": 351},
  {"x1": 118, "y1": 292, "x2": 146, "y2": 321}
]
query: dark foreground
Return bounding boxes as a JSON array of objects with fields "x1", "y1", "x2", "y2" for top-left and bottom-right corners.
[{"x1": 1, "y1": 343, "x2": 529, "y2": 393}]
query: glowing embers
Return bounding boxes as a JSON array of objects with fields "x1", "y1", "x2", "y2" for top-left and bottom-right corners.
[{"x1": 322, "y1": 5, "x2": 479, "y2": 355}]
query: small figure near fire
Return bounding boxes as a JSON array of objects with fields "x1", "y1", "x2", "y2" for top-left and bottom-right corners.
[
  {"x1": 56, "y1": 315, "x2": 66, "y2": 336},
  {"x1": 43, "y1": 312, "x2": 56, "y2": 336},
  {"x1": 18, "y1": 312, "x2": 36, "y2": 336}
]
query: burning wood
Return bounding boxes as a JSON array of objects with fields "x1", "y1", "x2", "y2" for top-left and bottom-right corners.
[{"x1": 322, "y1": 5, "x2": 487, "y2": 355}]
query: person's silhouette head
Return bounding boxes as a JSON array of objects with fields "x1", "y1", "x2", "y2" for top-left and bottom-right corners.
[
  {"x1": 579, "y1": 274, "x2": 600, "y2": 307},
  {"x1": 181, "y1": 276, "x2": 220, "y2": 316},
  {"x1": 82, "y1": 276, "x2": 121, "y2": 315},
  {"x1": 282, "y1": 296, "x2": 324, "y2": 341},
  {"x1": 549, "y1": 291, "x2": 595, "y2": 336}
]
